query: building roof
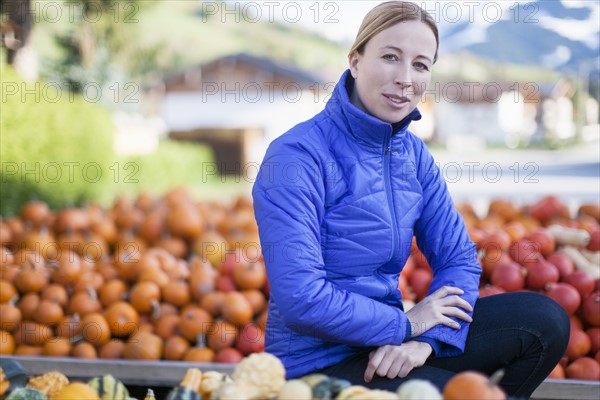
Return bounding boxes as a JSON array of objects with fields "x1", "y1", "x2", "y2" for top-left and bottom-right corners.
[{"x1": 161, "y1": 52, "x2": 326, "y2": 91}]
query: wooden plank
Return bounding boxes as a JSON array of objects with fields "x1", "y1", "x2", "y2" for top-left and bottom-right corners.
[
  {"x1": 4, "y1": 356, "x2": 600, "y2": 399},
  {"x1": 531, "y1": 379, "x2": 599, "y2": 400},
  {"x1": 2, "y1": 356, "x2": 235, "y2": 387}
]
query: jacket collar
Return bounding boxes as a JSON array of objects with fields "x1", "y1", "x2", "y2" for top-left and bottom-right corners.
[{"x1": 325, "y1": 69, "x2": 421, "y2": 148}]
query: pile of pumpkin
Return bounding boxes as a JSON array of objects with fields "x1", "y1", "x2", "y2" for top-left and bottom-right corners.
[
  {"x1": 0, "y1": 190, "x2": 599, "y2": 381},
  {"x1": 0, "y1": 352, "x2": 508, "y2": 400},
  {"x1": 398, "y1": 196, "x2": 600, "y2": 381},
  {"x1": 0, "y1": 188, "x2": 267, "y2": 362}
]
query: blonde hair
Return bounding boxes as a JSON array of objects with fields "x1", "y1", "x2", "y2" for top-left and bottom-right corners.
[{"x1": 349, "y1": 1, "x2": 439, "y2": 63}]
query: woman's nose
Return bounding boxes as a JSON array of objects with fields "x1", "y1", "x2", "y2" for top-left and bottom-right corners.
[{"x1": 395, "y1": 65, "x2": 412, "y2": 88}]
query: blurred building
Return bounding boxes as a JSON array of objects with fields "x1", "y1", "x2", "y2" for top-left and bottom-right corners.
[
  {"x1": 155, "y1": 53, "x2": 330, "y2": 179},
  {"x1": 431, "y1": 81, "x2": 536, "y2": 150}
]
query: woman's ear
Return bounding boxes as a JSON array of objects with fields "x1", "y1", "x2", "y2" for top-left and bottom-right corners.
[{"x1": 349, "y1": 51, "x2": 360, "y2": 79}]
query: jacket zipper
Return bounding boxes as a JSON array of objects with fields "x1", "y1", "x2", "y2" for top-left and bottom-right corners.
[{"x1": 381, "y1": 133, "x2": 398, "y2": 297}]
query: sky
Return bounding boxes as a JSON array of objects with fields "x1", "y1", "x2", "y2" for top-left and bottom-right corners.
[{"x1": 220, "y1": 0, "x2": 600, "y2": 50}]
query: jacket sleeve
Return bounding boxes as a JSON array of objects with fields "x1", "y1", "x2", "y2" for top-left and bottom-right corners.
[
  {"x1": 411, "y1": 141, "x2": 482, "y2": 357},
  {"x1": 252, "y1": 149, "x2": 412, "y2": 347}
]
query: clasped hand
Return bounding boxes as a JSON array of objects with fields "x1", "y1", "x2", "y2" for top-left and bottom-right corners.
[
  {"x1": 405, "y1": 285, "x2": 473, "y2": 337},
  {"x1": 363, "y1": 286, "x2": 473, "y2": 383}
]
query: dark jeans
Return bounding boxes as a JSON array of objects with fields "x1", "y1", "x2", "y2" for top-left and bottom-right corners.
[{"x1": 315, "y1": 292, "x2": 569, "y2": 399}]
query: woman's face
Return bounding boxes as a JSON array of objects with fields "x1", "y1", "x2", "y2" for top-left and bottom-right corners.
[{"x1": 349, "y1": 20, "x2": 437, "y2": 124}]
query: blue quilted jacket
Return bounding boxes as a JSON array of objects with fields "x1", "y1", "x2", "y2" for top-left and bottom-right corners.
[{"x1": 252, "y1": 70, "x2": 481, "y2": 378}]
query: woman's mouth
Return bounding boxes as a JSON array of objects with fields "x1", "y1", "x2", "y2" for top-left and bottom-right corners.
[{"x1": 383, "y1": 94, "x2": 410, "y2": 109}]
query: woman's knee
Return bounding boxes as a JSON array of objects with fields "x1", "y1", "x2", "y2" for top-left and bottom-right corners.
[{"x1": 476, "y1": 292, "x2": 569, "y2": 341}]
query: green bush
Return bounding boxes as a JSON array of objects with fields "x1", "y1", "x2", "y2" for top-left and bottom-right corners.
[
  {"x1": 0, "y1": 66, "x2": 219, "y2": 216},
  {"x1": 1, "y1": 66, "x2": 116, "y2": 216},
  {"x1": 113, "y1": 139, "x2": 216, "y2": 197}
]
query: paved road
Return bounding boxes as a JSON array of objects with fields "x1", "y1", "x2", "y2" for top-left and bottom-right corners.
[{"x1": 429, "y1": 141, "x2": 600, "y2": 213}]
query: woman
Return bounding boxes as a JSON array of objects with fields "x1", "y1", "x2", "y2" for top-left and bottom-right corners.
[{"x1": 252, "y1": 2, "x2": 569, "y2": 397}]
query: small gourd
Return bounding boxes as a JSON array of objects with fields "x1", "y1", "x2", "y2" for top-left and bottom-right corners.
[
  {"x1": 210, "y1": 382, "x2": 248, "y2": 400},
  {"x1": 396, "y1": 379, "x2": 442, "y2": 400},
  {"x1": 329, "y1": 378, "x2": 351, "y2": 398},
  {"x1": 179, "y1": 368, "x2": 203, "y2": 394},
  {"x1": 200, "y1": 371, "x2": 230, "y2": 400},
  {"x1": 144, "y1": 388, "x2": 156, "y2": 400},
  {"x1": 1, "y1": 367, "x2": 9, "y2": 397},
  {"x1": 53, "y1": 382, "x2": 100, "y2": 400},
  {"x1": 88, "y1": 374, "x2": 129, "y2": 400},
  {"x1": 313, "y1": 379, "x2": 333, "y2": 400},
  {"x1": 335, "y1": 385, "x2": 369, "y2": 400},
  {"x1": 300, "y1": 374, "x2": 329, "y2": 389},
  {"x1": 27, "y1": 371, "x2": 69, "y2": 398},
  {"x1": 231, "y1": 353, "x2": 286, "y2": 400},
  {"x1": 6, "y1": 387, "x2": 48, "y2": 400},
  {"x1": 356, "y1": 389, "x2": 398, "y2": 400},
  {"x1": 166, "y1": 386, "x2": 202, "y2": 400},
  {"x1": 277, "y1": 380, "x2": 312, "y2": 400}
]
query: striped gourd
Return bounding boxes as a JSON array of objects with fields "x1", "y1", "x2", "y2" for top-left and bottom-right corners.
[
  {"x1": 88, "y1": 374, "x2": 129, "y2": 400},
  {"x1": 6, "y1": 387, "x2": 48, "y2": 400},
  {"x1": 166, "y1": 387, "x2": 202, "y2": 400}
]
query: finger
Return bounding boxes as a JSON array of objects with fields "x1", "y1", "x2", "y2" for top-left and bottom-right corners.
[
  {"x1": 398, "y1": 362, "x2": 415, "y2": 378},
  {"x1": 441, "y1": 295, "x2": 474, "y2": 312},
  {"x1": 441, "y1": 307, "x2": 473, "y2": 323},
  {"x1": 364, "y1": 349, "x2": 385, "y2": 383},
  {"x1": 375, "y1": 354, "x2": 394, "y2": 379},
  {"x1": 441, "y1": 317, "x2": 462, "y2": 329},
  {"x1": 432, "y1": 286, "x2": 464, "y2": 299},
  {"x1": 386, "y1": 359, "x2": 403, "y2": 379}
]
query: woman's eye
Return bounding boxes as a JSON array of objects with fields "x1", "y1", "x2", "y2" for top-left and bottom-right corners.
[
  {"x1": 414, "y1": 62, "x2": 429, "y2": 71},
  {"x1": 383, "y1": 54, "x2": 398, "y2": 61}
]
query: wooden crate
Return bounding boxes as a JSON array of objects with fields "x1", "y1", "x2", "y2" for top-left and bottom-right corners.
[{"x1": 4, "y1": 356, "x2": 600, "y2": 400}]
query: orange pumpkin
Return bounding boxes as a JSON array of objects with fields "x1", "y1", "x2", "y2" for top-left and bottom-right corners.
[
  {"x1": 206, "y1": 319, "x2": 238, "y2": 351},
  {"x1": 0, "y1": 330, "x2": 15, "y2": 354},
  {"x1": 138, "y1": 267, "x2": 169, "y2": 288},
  {"x1": 67, "y1": 287, "x2": 101, "y2": 316},
  {"x1": 178, "y1": 306, "x2": 213, "y2": 342},
  {"x1": 54, "y1": 382, "x2": 100, "y2": 400},
  {"x1": 18, "y1": 292, "x2": 40, "y2": 320},
  {"x1": 242, "y1": 289, "x2": 267, "y2": 315},
  {"x1": 0, "y1": 264, "x2": 20, "y2": 283},
  {"x1": 20, "y1": 200, "x2": 51, "y2": 228},
  {"x1": 161, "y1": 280, "x2": 191, "y2": 307},
  {"x1": 0, "y1": 280, "x2": 17, "y2": 303},
  {"x1": 71, "y1": 341, "x2": 98, "y2": 359},
  {"x1": 0, "y1": 298, "x2": 22, "y2": 332},
  {"x1": 154, "y1": 314, "x2": 181, "y2": 340},
  {"x1": 33, "y1": 299, "x2": 64, "y2": 325},
  {"x1": 13, "y1": 321, "x2": 53, "y2": 346},
  {"x1": 200, "y1": 292, "x2": 225, "y2": 317},
  {"x1": 156, "y1": 234, "x2": 188, "y2": 259},
  {"x1": 14, "y1": 344, "x2": 43, "y2": 356},
  {"x1": 129, "y1": 281, "x2": 161, "y2": 314},
  {"x1": 14, "y1": 260, "x2": 48, "y2": 293},
  {"x1": 43, "y1": 336, "x2": 72, "y2": 357},
  {"x1": 184, "y1": 335, "x2": 215, "y2": 363},
  {"x1": 104, "y1": 301, "x2": 139, "y2": 337},
  {"x1": 99, "y1": 279, "x2": 128, "y2": 307},
  {"x1": 164, "y1": 335, "x2": 190, "y2": 361},
  {"x1": 443, "y1": 370, "x2": 506, "y2": 400},
  {"x1": 221, "y1": 292, "x2": 253, "y2": 326},
  {"x1": 123, "y1": 331, "x2": 163, "y2": 360},
  {"x1": 41, "y1": 284, "x2": 68, "y2": 307},
  {"x1": 167, "y1": 205, "x2": 204, "y2": 240},
  {"x1": 99, "y1": 339, "x2": 126, "y2": 359},
  {"x1": 72, "y1": 271, "x2": 105, "y2": 293},
  {"x1": 56, "y1": 313, "x2": 82, "y2": 339},
  {"x1": 50, "y1": 250, "x2": 82, "y2": 285},
  {"x1": 81, "y1": 313, "x2": 111, "y2": 345},
  {"x1": 54, "y1": 207, "x2": 90, "y2": 233}
]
